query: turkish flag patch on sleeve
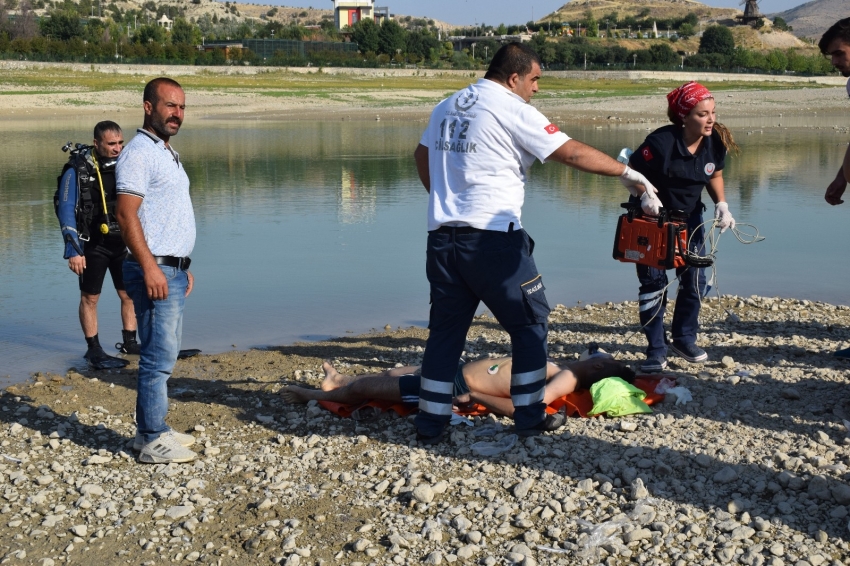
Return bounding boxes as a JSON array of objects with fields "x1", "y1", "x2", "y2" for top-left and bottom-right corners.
[
  {"x1": 544, "y1": 124, "x2": 560, "y2": 134},
  {"x1": 641, "y1": 147, "x2": 654, "y2": 161}
]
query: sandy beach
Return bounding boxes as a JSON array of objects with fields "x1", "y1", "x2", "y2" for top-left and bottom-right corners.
[{"x1": 2, "y1": 63, "x2": 850, "y2": 564}]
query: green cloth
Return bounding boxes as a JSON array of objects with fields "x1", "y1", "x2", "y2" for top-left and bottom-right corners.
[{"x1": 588, "y1": 377, "x2": 652, "y2": 417}]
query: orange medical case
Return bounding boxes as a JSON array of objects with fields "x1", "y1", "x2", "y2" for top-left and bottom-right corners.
[{"x1": 613, "y1": 206, "x2": 688, "y2": 270}]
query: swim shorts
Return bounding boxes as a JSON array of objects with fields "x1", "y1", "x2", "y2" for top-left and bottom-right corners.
[
  {"x1": 399, "y1": 360, "x2": 468, "y2": 405},
  {"x1": 79, "y1": 237, "x2": 127, "y2": 295}
]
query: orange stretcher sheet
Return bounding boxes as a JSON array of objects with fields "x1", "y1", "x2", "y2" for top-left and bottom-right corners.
[
  {"x1": 317, "y1": 399, "x2": 418, "y2": 419},
  {"x1": 317, "y1": 375, "x2": 669, "y2": 420}
]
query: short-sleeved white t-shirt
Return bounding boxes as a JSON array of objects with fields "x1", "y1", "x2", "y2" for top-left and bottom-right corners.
[{"x1": 419, "y1": 78, "x2": 570, "y2": 232}]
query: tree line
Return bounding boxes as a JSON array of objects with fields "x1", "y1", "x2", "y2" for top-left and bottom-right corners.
[
  {"x1": 529, "y1": 26, "x2": 833, "y2": 74},
  {"x1": 0, "y1": 2, "x2": 837, "y2": 75}
]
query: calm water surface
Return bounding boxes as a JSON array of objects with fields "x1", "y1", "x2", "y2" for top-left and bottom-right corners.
[{"x1": 2, "y1": 112, "x2": 849, "y2": 383}]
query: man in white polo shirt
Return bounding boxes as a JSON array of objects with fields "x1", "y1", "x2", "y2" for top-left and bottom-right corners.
[
  {"x1": 116, "y1": 77, "x2": 197, "y2": 464},
  {"x1": 413, "y1": 42, "x2": 660, "y2": 443}
]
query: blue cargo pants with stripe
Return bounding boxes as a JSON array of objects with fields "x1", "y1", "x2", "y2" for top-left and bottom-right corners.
[
  {"x1": 637, "y1": 206, "x2": 708, "y2": 359},
  {"x1": 415, "y1": 226, "x2": 550, "y2": 437}
]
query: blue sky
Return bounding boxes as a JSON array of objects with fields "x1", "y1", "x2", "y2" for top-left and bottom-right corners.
[{"x1": 271, "y1": 1, "x2": 807, "y2": 26}]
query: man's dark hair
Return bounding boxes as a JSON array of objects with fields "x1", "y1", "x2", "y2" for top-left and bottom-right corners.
[
  {"x1": 819, "y1": 17, "x2": 850, "y2": 55},
  {"x1": 93, "y1": 120, "x2": 121, "y2": 141},
  {"x1": 143, "y1": 77, "x2": 183, "y2": 105},
  {"x1": 484, "y1": 42, "x2": 541, "y2": 83}
]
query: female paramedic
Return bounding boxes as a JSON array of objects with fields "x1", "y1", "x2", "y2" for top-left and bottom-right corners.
[{"x1": 627, "y1": 81, "x2": 739, "y2": 373}]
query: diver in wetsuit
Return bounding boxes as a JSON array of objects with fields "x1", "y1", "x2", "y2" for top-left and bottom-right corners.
[{"x1": 56, "y1": 121, "x2": 138, "y2": 369}]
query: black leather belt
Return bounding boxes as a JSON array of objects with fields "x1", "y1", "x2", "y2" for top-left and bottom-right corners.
[
  {"x1": 432, "y1": 225, "x2": 485, "y2": 235},
  {"x1": 127, "y1": 254, "x2": 191, "y2": 270}
]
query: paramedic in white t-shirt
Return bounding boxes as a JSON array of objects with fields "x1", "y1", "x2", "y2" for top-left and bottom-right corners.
[{"x1": 412, "y1": 42, "x2": 660, "y2": 443}]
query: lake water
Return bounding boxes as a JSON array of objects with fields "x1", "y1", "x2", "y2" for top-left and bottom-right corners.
[{"x1": 2, "y1": 112, "x2": 849, "y2": 384}]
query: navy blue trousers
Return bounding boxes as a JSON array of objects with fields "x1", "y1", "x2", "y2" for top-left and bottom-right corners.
[
  {"x1": 415, "y1": 228, "x2": 550, "y2": 436},
  {"x1": 637, "y1": 206, "x2": 708, "y2": 358}
]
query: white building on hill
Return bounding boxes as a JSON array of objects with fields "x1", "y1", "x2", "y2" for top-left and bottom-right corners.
[
  {"x1": 331, "y1": 1, "x2": 391, "y2": 30},
  {"x1": 157, "y1": 14, "x2": 173, "y2": 31}
]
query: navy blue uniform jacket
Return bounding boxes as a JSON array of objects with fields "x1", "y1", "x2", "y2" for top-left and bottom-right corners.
[{"x1": 629, "y1": 124, "x2": 726, "y2": 215}]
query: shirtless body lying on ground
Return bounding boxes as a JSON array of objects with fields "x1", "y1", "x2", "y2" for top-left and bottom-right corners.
[{"x1": 280, "y1": 356, "x2": 635, "y2": 417}]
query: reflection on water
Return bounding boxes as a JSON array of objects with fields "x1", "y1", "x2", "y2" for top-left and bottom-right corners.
[
  {"x1": 340, "y1": 166, "x2": 377, "y2": 224},
  {"x1": 2, "y1": 113, "x2": 849, "y2": 383}
]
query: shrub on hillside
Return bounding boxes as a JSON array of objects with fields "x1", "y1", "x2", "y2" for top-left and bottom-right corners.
[{"x1": 699, "y1": 25, "x2": 735, "y2": 56}]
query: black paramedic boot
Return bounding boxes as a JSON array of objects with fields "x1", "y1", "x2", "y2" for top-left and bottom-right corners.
[{"x1": 515, "y1": 412, "x2": 566, "y2": 437}]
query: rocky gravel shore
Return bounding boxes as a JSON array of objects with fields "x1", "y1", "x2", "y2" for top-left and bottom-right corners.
[{"x1": 3, "y1": 295, "x2": 850, "y2": 565}]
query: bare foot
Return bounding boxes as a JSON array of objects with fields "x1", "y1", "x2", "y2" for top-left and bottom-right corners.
[
  {"x1": 280, "y1": 385, "x2": 318, "y2": 404},
  {"x1": 452, "y1": 392, "x2": 473, "y2": 412},
  {"x1": 453, "y1": 393, "x2": 471, "y2": 405},
  {"x1": 320, "y1": 361, "x2": 351, "y2": 391}
]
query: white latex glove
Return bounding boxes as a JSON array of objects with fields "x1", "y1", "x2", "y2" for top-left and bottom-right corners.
[
  {"x1": 620, "y1": 166, "x2": 662, "y2": 215},
  {"x1": 620, "y1": 165, "x2": 659, "y2": 197},
  {"x1": 619, "y1": 164, "x2": 642, "y2": 197},
  {"x1": 640, "y1": 189, "x2": 662, "y2": 217},
  {"x1": 714, "y1": 201, "x2": 736, "y2": 233}
]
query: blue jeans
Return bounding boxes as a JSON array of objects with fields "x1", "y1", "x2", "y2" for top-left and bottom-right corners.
[
  {"x1": 416, "y1": 228, "x2": 550, "y2": 436},
  {"x1": 123, "y1": 260, "x2": 187, "y2": 444}
]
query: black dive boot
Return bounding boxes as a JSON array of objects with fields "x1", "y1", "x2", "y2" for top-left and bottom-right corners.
[
  {"x1": 116, "y1": 329, "x2": 141, "y2": 355},
  {"x1": 85, "y1": 335, "x2": 129, "y2": 370}
]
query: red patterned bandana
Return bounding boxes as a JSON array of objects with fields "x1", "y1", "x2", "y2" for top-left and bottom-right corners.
[{"x1": 667, "y1": 82, "x2": 713, "y2": 121}]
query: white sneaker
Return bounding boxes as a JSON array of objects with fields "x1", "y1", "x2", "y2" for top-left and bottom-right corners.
[
  {"x1": 139, "y1": 431, "x2": 197, "y2": 464},
  {"x1": 133, "y1": 429, "x2": 194, "y2": 451}
]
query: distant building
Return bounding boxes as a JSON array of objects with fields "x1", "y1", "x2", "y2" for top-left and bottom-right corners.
[
  {"x1": 374, "y1": 6, "x2": 390, "y2": 26},
  {"x1": 157, "y1": 14, "x2": 173, "y2": 31},
  {"x1": 331, "y1": 1, "x2": 391, "y2": 30}
]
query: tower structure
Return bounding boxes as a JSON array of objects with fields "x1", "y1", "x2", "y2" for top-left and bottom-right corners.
[{"x1": 736, "y1": 0, "x2": 763, "y2": 27}]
